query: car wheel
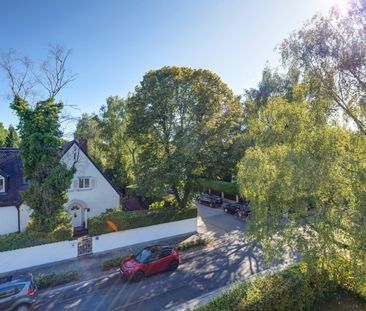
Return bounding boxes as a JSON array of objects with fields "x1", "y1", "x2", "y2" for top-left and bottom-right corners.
[
  {"x1": 132, "y1": 270, "x2": 145, "y2": 282},
  {"x1": 198, "y1": 199, "x2": 201, "y2": 204},
  {"x1": 16, "y1": 304, "x2": 31, "y2": 311},
  {"x1": 168, "y1": 260, "x2": 179, "y2": 271},
  {"x1": 209, "y1": 202, "x2": 213, "y2": 208},
  {"x1": 224, "y1": 208, "x2": 228, "y2": 213}
]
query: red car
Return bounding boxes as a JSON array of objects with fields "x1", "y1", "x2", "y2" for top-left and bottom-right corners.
[{"x1": 120, "y1": 245, "x2": 180, "y2": 281}]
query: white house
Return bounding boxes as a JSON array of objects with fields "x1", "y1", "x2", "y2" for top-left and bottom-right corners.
[{"x1": 0, "y1": 140, "x2": 120, "y2": 236}]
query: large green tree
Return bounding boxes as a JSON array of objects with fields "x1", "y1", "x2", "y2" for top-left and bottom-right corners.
[
  {"x1": 12, "y1": 96, "x2": 76, "y2": 234},
  {"x1": 127, "y1": 67, "x2": 243, "y2": 208},
  {"x1": 5, "y1": 125, "x2": 20, "y2": 147},
  {"x1": 0, "y1": 122, "x2": 8, "y2": 146},
  {"x1": 238, "y1": 92, "x2": 366, "y2": 296},
  {"x1": 74, "y1": 113, "x2": 102, "y2": 164}
]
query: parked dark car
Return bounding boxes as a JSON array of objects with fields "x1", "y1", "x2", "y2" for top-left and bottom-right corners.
[
  {"x1": 120, "y1": 245, "x2": 180, "y2": 282},
  {"x1": 196, "y1": 194, "x2": 223, "y2": 207},
  {"x1": 0, "y1": 274, "x2": 38, "y2": 311},
  {"x1": 223, "y1": 203, "x2": 243, "y2": 214}
]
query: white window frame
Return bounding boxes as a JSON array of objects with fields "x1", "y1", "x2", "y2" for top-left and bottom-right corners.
[
  {"x1": 77, "y1": 177, "x2": 92, "y2": 190},
  {"x1": 0, "y1": 176, "x2": 5, "y2": 193}
]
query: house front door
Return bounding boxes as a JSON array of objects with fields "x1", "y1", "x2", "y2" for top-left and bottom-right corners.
[{"x1": 70, "y1": 205, "x2": 83, "y2": 227}]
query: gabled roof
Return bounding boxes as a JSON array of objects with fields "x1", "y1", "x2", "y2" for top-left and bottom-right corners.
[
  {"x1": 0, "y1": 148, "x2": 26, "y2": 207},
  {"x1": 0, "y1": 141, "x2": 121, "y2": 208},
  {"x1": 62, "y1": 140, "x2": 121, "y2": 195}
]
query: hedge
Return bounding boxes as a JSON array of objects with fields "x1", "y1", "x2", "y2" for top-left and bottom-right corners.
[
  {"x1": 88, "y1": 207, "x2": 197, "y2": 236},
  {"x1": 175, "y1": 236, "x2": 207, "y2": 251},
  {"x1": 195, "y1": 263, "x2": 334, "y2": 311},
  {"x1": 35, "y1": 271, "x2": 80, "y2": 290},
  {"x1": 197, "y1": 179, "x2": 240, "y2": 196},
  {"x1": 102, "y1": 255, "x2": 129, "y2": 271},
  {"x1": 0, "y1": 231, "x2": 55, "y2": 253}
]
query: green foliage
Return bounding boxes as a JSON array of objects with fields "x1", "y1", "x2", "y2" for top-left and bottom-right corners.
[
  {"x1": 197, "y1": 179, "x2": 239, "y2": 195},
  {"x1": 5, "y1": 125, "x2": 20, "y2": 147},
  {"x1": 74, "y1": 98, "x2": 137, "y2": 191},
  {"x1": 126, "y1": 66, "x2": 243, "y2": 208},
  {"x1": 50, "y1": 224, "x2": 73, "y2": 241},
  {"x1": 11, "y1": 96, "x2": 75, "y2": 233},
  {"x1": 237, "y1": 91, "x2": 366, "y2": 293},
  {"x1": 0, "y1": 122, "x2": 8, "y2": 146},
  {"x1": 35, "y1": 271, "x2": 80, "y2": 290},
  {"x1": 0, "y1": 232, "x2": 50, "y2": 252},
  {"x1": 175, "y1": 236, "x2": 207, "y2": 251},
  {"x1": 195, "y1": 263, "x2": 334, "y2": 311},
  {"x1": 74, "y1": 113, "x2": 102, "y2": 164},
  {"x1": 88, "y1": 207, "x2": 197, "y2": 236},
  {"x1": 102, "y1": 255, "x2": 129, "y2": 271}
]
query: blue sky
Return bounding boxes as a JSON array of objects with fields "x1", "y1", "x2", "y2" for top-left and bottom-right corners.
[{"x1": 0, "y1": 0, "x2": 338, "y2": 137}]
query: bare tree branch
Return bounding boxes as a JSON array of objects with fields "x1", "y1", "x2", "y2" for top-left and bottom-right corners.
[{"x1": 32, "y1": 45, "x2": 77, "y2": 98}]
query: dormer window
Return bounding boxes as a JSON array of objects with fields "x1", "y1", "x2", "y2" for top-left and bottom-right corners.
[{"x1": 0, "y1": 176, "x2": 5, "y2": 193}]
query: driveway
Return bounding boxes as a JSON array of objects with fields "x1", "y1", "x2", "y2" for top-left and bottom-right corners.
[{"x1": 33, "y1": 203, "x2": 284, "y2": 311}]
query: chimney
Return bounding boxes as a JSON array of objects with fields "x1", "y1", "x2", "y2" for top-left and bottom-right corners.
[{"x1": 79, "y1": 138, "x2": 88, "y2": 154}]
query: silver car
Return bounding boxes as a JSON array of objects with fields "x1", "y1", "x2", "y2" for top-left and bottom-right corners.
[{"x1": 0, "y1": 274, "x2": 37, "y2": 311}]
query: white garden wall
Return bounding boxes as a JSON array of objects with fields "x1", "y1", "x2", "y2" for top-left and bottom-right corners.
[
  {"x1": 0, "y1": 218, "x2": 196, "y2": 274},
  {"x1": 0, "y1": 206, "x2": 18, "y2": 235},
  {"x1": 0, "y1": 240, "x2": 78, "y2": 274},
  {"x1": 93, "y1": 218, "x2": 197, "y2": 254}
]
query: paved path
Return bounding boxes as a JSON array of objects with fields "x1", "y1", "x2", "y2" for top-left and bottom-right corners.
[{"x1": 33, "y1": 204, "x2": 288, "y2": 311}]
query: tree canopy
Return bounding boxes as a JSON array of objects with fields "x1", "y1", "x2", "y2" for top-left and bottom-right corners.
[{"x1": 126, "y1": 66, "x2": 243, "y2": 208}]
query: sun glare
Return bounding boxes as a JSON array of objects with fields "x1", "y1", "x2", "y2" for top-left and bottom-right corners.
[{"x1": 321, "y1": 0, "x2": 349, "y2": 13}]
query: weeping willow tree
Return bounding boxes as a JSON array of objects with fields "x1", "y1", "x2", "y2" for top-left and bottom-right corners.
[{"x1": 238, "y1": 92, "x2": 366, "y2": 297}]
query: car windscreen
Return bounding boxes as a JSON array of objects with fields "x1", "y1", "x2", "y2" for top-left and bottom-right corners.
[{"x1": 134, "y1": 249, "x2": 152, "y2": 263}]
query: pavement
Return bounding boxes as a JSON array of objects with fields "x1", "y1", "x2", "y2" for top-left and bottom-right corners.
[{"x1": 30, "y1": 202, "x2": 295, "y2": 311}]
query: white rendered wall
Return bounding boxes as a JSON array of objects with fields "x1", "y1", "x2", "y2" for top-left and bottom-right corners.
[
  {"x1": 0, "y1": 206, "x2": 18, "y2": 235},
  {"x1": 19, "y1": 204, "x2": 31, "y2": 232},
  {"x1": 62, "y1": 143, "x2": 120, "y2": 218},
  {"x1": 92, "y1": 218, "x2": 197, "y2": 254},
  {"x1": 0, "y1": 240, "x2": 78, "y2": 274}
]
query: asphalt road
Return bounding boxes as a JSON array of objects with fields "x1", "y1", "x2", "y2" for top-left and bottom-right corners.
[{"x1": 34, "y1": 204, "x2": 279, "y2": 311}]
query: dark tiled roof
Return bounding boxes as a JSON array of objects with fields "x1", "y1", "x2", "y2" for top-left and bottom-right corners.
[{"x1": 0, "y1": 148, "x2": 27, "y2": 207}]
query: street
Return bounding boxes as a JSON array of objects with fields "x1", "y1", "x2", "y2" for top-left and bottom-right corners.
[{"x1": 34, "y1": 204, "x2": 278, "y2": 311}]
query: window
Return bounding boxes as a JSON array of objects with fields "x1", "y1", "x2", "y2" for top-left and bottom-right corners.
[
  {"x1": 160, "y1": 248, "x2": 172, "y2": 258},
  {"x1": 0, "y1": 176, "x2": 5, "y2": 193},
  {"x1": 77, "y1": 177, "x2": 92, "y2": 190}
]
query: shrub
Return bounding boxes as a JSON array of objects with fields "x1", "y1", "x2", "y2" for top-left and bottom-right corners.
[
  {"x1": 0, "y1": 231, "x2": 54, "y2": 252},
  {"x1": 102, "y1": 255, "x2": 130, "y2": 271},
  {"x1": 88, "y1": 206, "x2": 197, "y2": 236},
  {"x1": 197, "y1": 179, "x2": 240, "y2": 195},
  {"x1": 176, "y1": 236, "x2": 207, "y2": 251},
  {"x1": 195, "y1": 263, "x2": 334, "y2": 311},
  {"x1": 50, "y1": 224, "x2": 73, "y2": 241},
  {"x1": 35, "y1": 271, "x2": 80, "y2": 290}
]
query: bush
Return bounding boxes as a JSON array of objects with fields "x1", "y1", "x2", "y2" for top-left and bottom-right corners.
[
  {"x1": 0, "y1": 231, "x2": 54, "y2": 252},
  {"x1": 35, "y1": 271, "x2": 80, "y2": 290},
  {"x1": 102, "y1": 255, "x2": 130, "y2": 271},
  {"x1": 0, "y1": 224, "x2": 73, "y2": 253},
  {"x1": 195, "y1": 263, "x2": 334, "y2": 311},
  {"x1": 50, "y1": 224, "x2": 73, "y2": 241},
  {"x1": 176, "y1": 236, "x2": 207, "y2": 251},
  {"x1": 197, "y1": 179, "x2": 240, "y2": 196},
  {"x1": 88, "y1": 206, "x2": 197, "y2": 236}
]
